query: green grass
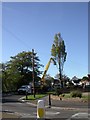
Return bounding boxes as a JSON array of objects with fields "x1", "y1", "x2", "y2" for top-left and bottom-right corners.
[
  {"x1": 82, "y1": 94, "x2": 90, "y2": 101},
  {"x1": 24, "y1": 94, "x2": 47, "y2": 100},
  {"x1": 63, "y1": 93, "x2": 71, "y2": 98}
]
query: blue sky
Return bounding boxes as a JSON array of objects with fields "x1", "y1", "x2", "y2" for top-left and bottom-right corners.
[{"x1": 2, "y1": 2, "x2": 88, "y2": 79}]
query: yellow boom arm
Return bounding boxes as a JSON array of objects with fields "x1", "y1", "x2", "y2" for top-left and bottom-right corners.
[{"x1": 41, "y1": 58, "x2": 56, "y2": 84}]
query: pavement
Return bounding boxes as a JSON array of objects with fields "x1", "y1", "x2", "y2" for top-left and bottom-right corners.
[{"x1": 19, "y1": 95, "x2": 89, "y2": 110}]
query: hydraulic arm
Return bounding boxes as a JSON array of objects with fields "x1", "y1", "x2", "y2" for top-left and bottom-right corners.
[{"x1": 41, "y1": 58, "x2": 56, "y2": 85}]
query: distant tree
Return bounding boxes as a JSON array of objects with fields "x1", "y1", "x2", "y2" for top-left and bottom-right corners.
[
  {"x1": 88, "y1": 74, "x2": 90, "y2": 81},
  {"x1": 44, "y1": 74, "x2": 54, "y2": 87},
  {"x1": 51, "y1": 33, "x2": 67, "y2": 88},
  {"x1": 81, "y1": 76, "x2": 89, "y2": 82},
  {"x1": 44, "y1": 74, "x2": 53, "y2": 80},
  {"x1": 55, "y1": 73, "x2": 70, "y2": 87},
  {"x1": 62, "y1": 74, "x2": 70, "y2": 87},
  {"x1": 0, "y1": 63, "x2": 11, "y2": 92},
  {"x1": 54, "y1": 73, "x2": 60, "y2": 79}
]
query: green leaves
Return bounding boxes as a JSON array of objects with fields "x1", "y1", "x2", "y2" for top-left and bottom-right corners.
[
  {"x1": 51, "y1": 32, "x2": 67, "y2": 87},
  {"x1": 1, "y1": 51, "x2": 43, "y2": 92},
  {"x1": 51, "y1": 32, "x2": 67, "y2": 64}
]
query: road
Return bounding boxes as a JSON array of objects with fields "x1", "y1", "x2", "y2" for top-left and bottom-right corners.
[{"x1": 2, "y1": 94, "x2": 90, "y2": 120}]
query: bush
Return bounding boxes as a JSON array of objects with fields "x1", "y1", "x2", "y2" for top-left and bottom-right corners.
[
  {"x1": 70, "y1": 90, "x2": 82, "y2": 98},
  {"x1": 54, "y1": 87, "x2": 62, "y2": 96}
]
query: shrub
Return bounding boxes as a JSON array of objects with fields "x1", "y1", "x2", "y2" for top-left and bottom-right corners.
[
  {"x1": 70, "y1": 90, "x2": 82, "y2": 98},
  {"x1": 54, "y1": 87, "x2": 62, "y2": 96}
]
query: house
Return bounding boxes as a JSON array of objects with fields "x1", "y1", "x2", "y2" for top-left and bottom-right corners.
[
  {"x1": 79, "y1": 74, "x2": 90, "y2": 88},
  {"x1": 71, "y1": 76, "x2": 80, "y2": 86}
]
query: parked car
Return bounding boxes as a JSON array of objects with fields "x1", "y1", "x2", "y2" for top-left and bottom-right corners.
[{"x1": 18, "y1": 85, "x2": 32, "y2": 94}]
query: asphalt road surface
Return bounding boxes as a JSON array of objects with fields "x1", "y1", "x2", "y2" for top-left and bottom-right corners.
[
  {"x1": 2, "y1": 94, "x2": 90, "y2": 120},
  {"x1": 2, "y1": 102, "x2": 84, "y2": 119}
]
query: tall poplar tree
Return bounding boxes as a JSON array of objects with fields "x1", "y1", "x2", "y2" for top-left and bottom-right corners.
[{"x1": 51, "y1": 32, "x2": 67, "y2": 88}]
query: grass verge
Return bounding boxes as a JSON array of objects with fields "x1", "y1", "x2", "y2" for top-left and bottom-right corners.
[
  {"x1": 62, "y1": 92, "x2": 90, "y2": 101},
  {"x1": 24, "y1": 94, "x2": 47, "y2": 100}
]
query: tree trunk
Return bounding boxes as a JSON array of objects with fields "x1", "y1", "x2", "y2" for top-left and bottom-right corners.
[{"x1": 58, "y1": 59, "x2": 63, "y2": 88}]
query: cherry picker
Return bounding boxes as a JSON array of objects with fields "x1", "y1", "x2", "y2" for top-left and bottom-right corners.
[{"x1": 41, "y1": 57, "x2": 56, "y2": 86}]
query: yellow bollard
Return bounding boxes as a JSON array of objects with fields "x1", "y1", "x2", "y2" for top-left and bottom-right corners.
[{"x1": 37, "y1": 100, "x2": 45, "y2": 119}]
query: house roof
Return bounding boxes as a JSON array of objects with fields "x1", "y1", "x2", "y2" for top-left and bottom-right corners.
[{"x1": 71, "y1": 76, "x2": 79, "y2": 81}]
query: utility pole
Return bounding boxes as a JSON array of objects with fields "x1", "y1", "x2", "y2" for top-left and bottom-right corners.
[{"x1": 32, "y1": 49, "x2": 35, "y2": 98}]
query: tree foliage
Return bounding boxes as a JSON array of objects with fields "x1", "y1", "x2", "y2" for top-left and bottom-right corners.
[
  {"x1": 81, "y1": 76, "x2": 89, "y2": 82},
  {"x1": 1, "y1": 51, "x2": 43, "y2": 92},
  {"x1": 51, "y1": 33, "x2": 67, "y2": 87},
  {"x1": 44, "y1": 74, "x2": 54, "y2": 86}
]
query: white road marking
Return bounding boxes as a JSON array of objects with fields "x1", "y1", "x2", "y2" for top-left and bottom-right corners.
[
  {"x1": 33, "y1": 111, "x2": 60, "y2": 116},
  {"x1": 46, "y1": 111, "x2": 60, "y2": 115},
  {"x1": 71, "y1": 112, "x2": 90, "y2": 118},
  {"x1": 15, "y1": 112, "x2": 35, "y2": 118}
]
